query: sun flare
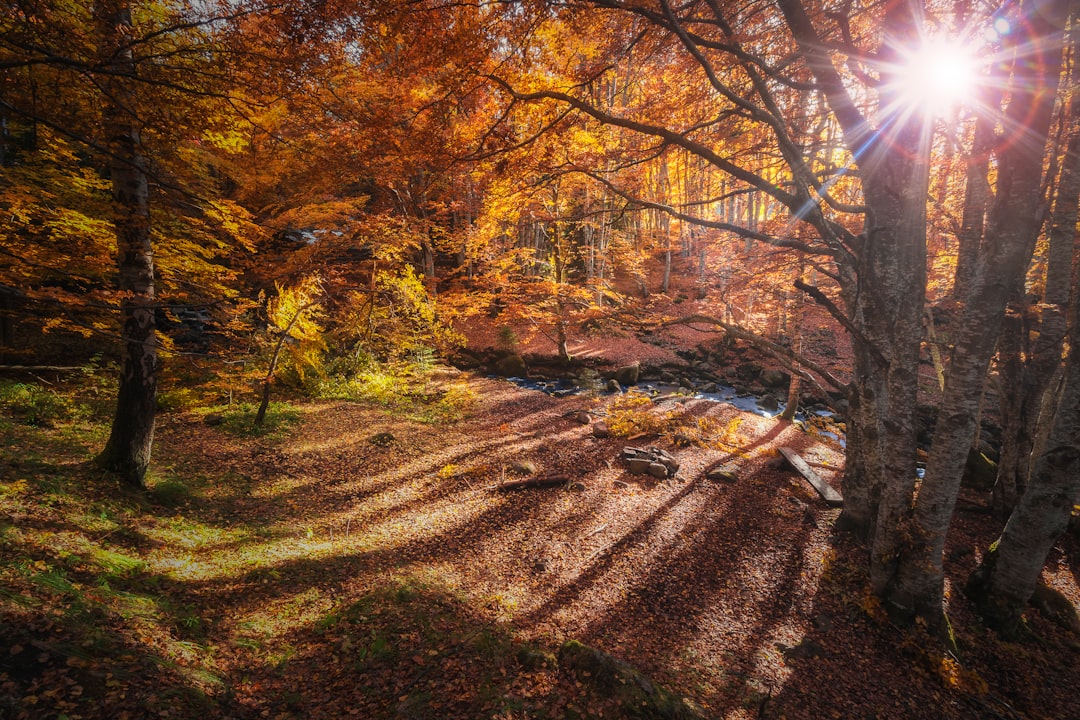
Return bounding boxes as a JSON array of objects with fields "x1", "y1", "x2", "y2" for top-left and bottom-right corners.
[{"x1": 895, "y1": 37, "x2": 980, "y2": 115}]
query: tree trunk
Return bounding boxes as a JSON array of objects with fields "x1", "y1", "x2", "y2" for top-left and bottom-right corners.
[
  {"x1": 94, "y1": 0, "x2": 157, "y2": 489},
  {"x1": 953, "y1": 111, "x2": 994, "y2": 300},
  {"x1": 888, "y1": 0, "x2": 1066, "y2": 625},
  {"x1": 995, "y1": 33, "x2": 1080, "y2": 514},
  {"x1": 966, "y1": 326, "x2": 1080, "y2": 637}
]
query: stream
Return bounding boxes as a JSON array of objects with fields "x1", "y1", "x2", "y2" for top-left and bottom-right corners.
[{"x1": 499, "y1": 375, "x2": 846, "y2": 446}]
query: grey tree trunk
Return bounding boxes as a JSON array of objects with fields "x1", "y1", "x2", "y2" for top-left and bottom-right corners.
[
  {"x1": 994, "y1": 32, "x2": 1080, "y2": 514},
  {"x1": 94, "y1": 0, "x2": 158, "y2": 489},
  {"x1": 966, "y1": 319, "x2": 1080, "y2": 637},
  {"x1": 953, "y1": 111, "x2": 994, "y2": 301},
  {"x1": 888, "y1": 0, "x2": 1067, "y2": 625}
]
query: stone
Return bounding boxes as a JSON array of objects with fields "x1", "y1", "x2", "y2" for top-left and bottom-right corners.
[
  {"x1": 613, "y1": 362, "x2": 640, "y2": 386},
  {"x1": 592, "y1": 421, "x2": 610, "y2": 438},
  {"x1": 607, "y1": 378, "x2": 623, "y2": 393},
  {"x1": 648, "y1": 462, "x2": 669, "y2": 479},
  {"x1": 760, "y1": 368, "x2": 789, "y2": 388},
  {"x1": 779, "y1": 638, "x2": 825, "y2": 660},
  {"x1": 678, "y1": 376, "x2": 695, "y2": 390},
  {"x1": 574, "y1": 410, "x2": 591, "y2": 424},
  {"x1": 569, "y1": 481, "x2": 587, "y2": 492},
  {"x1": 558, "y1": 641, "x2": 706, "y2": 719},
  {"x1": 962, "y1": 448, "x2": 998, "y2": 490},
  {"x1": 511, "y1": 460, "x2": 537, "y2": 475},
  {"x1": 698, "y1": 382, "x2": 718, "y2": 394},
  {"x1": 706, "y1": 467, "x2": 737, "y2": 483},
  {"x1": 369, "y1": 431, "x2": 396, "y2": 446},
  {"x1": 516, "y1": 646, "x2": 557, "y2": 670},
  {"x1": 759, "y1": 393, "x2": 780, "y2": 412},
  {"x1": 203, "y1": 413, "x2": 223, "y2": 426},
  {"x1": 627, "y1": 458, "x2": 651, "y2": 475},
  {"x1": 736, "y1": 362, "x2": 763, "y2": 381},
  {"x1": 495, "y1": 353, "x2": 528, "y2": 377}
]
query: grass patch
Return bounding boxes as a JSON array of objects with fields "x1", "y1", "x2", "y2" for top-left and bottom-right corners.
[
  {"x1": 315, "y1": 362, "x2": 477, "y2": 424},
  {"x1": 202, "y1": 401, "x2": 302, "y2": 438}
]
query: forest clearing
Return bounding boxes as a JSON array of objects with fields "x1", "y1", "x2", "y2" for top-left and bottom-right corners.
[
  {"x1": 4, "y1": 0, "x2": 1080, "y2": 718},
  {"x1": 2, "y1": 364, "x2": 1079, "y2": 720}
]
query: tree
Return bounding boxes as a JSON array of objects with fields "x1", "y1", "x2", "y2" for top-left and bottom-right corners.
[
  {"x1": 92, "y1": 0, "x2": 157, "y2": 486},
  {"x1": 474, "y1": 0, "x2": 1075, "y2": 629},
  {"x1": 2, "y1": 0, "x2": 270, "y2": 485}
]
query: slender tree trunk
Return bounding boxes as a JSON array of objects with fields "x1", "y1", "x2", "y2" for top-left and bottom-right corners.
[
  {"x1": 889, "y1": 0, "x2": 1066, "y2": 625},
  {"x1": 94, "y1": 0, "x2": 157, "y2": 489},
  {"x1": 953, "y1": 111, "x2": 994, "y2": 300}
]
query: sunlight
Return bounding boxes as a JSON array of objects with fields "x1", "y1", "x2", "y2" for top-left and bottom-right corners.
[{"x1": 893, "y1": 36, "x2": 980, "y2": 116}]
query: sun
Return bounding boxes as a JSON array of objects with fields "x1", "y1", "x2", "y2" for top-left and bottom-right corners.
[{"x1": 893, "y1": 36, "x2": 980, "y2": 116}]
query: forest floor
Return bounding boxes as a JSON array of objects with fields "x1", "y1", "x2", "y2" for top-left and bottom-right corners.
[{"x1": 3, "y1": 363, "x2": 1080, "y2": 720}]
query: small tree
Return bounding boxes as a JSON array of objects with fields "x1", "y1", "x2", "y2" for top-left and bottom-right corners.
[{"x1": 255, "y1": 276, "x2": 325, "y2": 426}]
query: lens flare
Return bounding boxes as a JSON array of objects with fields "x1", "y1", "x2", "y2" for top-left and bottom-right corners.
[{"x1": 894, "y1": 37, "x2": 979, "y2": 116}]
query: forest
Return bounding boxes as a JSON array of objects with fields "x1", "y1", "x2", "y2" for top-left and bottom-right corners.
[{"x1": 1, "y1": 0, "x2": 1079, "y2": 718}]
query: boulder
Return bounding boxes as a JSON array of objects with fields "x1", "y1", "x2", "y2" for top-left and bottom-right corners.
[
  {"x1": 760, "y1": 368, "x2": 789, "y2": 388},
  {"x1": 592, "y1": 422, "x2": 610, "y2": 439},
  {"x1": 736, "y1": 362, "x2": 763, "y2": 381},
  {"x1": 614, "y1": 362, "x2": 641, "y2": 386},
  {"x1": 607, "y1": 378, "x2": 623, "y2": 394},
  {"x1": 962, "y1": 448, "x2": 998, "y2": 490},
  {"x1": 758, "y1": 393, "x2": 780, "y2": 413},
  {"x1": 558, "y1": 641, "x2": 706, "y2": 720},
  {"x1": 495, "y1": 354, "x2": 528, "y2": 377}
]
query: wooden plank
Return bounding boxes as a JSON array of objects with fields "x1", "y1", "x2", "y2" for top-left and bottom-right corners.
[{"x1": 778, "y1": 447, "x2": 843, "y2": 507}]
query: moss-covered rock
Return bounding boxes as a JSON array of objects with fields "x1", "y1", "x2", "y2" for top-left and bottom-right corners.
[{"x1": 558, "y1": 640, "x2": 705, "y2": 720}]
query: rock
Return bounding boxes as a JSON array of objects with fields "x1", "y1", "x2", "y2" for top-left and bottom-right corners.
[
  {"x1": 573, "y1": 410, "x2": 591, "y2": 424},
  {"x1": 592, "y1": 421, "x2": 610, "y2": 439},
  {"x1": 705, "y1": 467, "x2": 737, "y2": 483},
  {"x1": 698, "y1": 382, "x2": 718, "y2": 394},
  {"x1": 569, "y1": 481, "x2": 587, "y2": 492},
  {"x1": 495, "y1": 353, "x2": 528, "y2": 377},
  {"x1": 1030, "y1": 584, "x2": 1080, "y2": 633},
  {"x1": 558, "y1": 640, "x2": 706, "y2": 720},
  {"x1": 758, "y1": 393, "x2": 780, "y2": 412},
  {"x1": 648, "y1": 462, "x2": 669, "y2": 479},
  {"x1": 760, "y1": 368, "x2": 789, "y2": 388},
  {"x1": 778, "y1": 638, "x2": 825, "y2": 660},
  {"x1": 369, "y1": 431, "x2": 396, "y2": 446},
  {"x1": 203, "y1": 413, "x2": 223, "y2": 426},
  {"x1": 607, "y1": 378, "x2": 623, "y2": 394},
  {"x1": 613, "y1": 480, "x2": 630, "y2": 489},
  {"x1": 622, "y1": 446, "x2": 679, "y2": 478},
  {"x1": 736, "y1": 362, "x2": 763, "y2": 381},
  {"x1": 962, "y1": 448, "x2": 998, "y2": 490},
  {"x1": 511, "y1": 460, "x2": 537, "y2": 475},
  {"x1": 516, "y1": 646, "x2": 557, "y2": 670},
  {"x1": 678, "y1": 376, "x2": 695, "y2": 390},
  {"x1": 614, "y1": 362, "x2": 640, "y2": 386},
  {"x1": 659, "y1": 370, "x2": 677, "y2": 383}
]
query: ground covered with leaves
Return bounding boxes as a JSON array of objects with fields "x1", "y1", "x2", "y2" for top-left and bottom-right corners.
[{"x1": 2, "y1": 369, "x2": 1079, "y2": 719}]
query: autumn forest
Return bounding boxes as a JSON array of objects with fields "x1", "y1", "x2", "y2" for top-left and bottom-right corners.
[{"x1": 2, "y1": 0, "x2": 1080, "y2": 718}]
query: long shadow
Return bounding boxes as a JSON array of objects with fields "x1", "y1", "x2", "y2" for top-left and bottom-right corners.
[{"x1": 516, "y1": 459, "x2": 818, "y2": 716}]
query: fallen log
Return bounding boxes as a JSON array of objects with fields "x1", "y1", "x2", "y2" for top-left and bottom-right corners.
[{"x1": 495, "y1": 474, "x2": 570, "y2": 492}]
